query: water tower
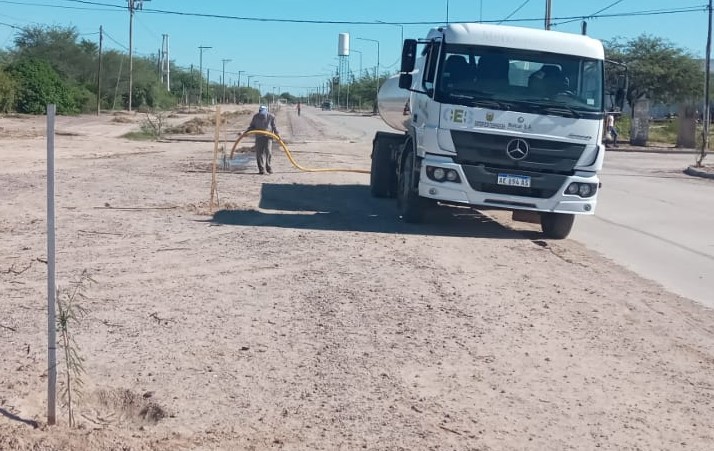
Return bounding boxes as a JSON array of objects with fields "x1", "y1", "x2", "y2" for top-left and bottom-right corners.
[{"x1": 337, "y1": 33, "x2": 351, "y2": 108}]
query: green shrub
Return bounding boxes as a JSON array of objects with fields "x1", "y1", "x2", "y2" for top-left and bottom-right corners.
[
  {"x1": 7, "y1": 58, "x2": 77, "y2": 114},
  {"x1": 0, "y1": 70, "x2": 16, "y2": 113}
]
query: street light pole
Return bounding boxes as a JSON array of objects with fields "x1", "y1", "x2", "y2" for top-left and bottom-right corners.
[
  {"x1": 246, "y1": 75, "x2": 253, "y2": 103},
  {"x1": 699, "y1": 0, "x2": 712, "y2": 166},
  {"x1": 221, "y1": 58, "x2": 231, "y2": 103},
  {"x1": 237, "y1": 70, "x2": 245, "y2": 89},
  {"x1": 198, "y1": 45, "x2": 212, "y2": 105},
  {"x1": 127, "y1": 0, "x2": 149, "y2": 111}
]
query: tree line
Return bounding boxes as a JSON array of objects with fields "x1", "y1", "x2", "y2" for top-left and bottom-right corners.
[
  {"x1": 0, "y1": 25, "x2": 264, "y2": 114},
  {"x1": 0, "y1": 25, "x2": 710, "y2": 117}
]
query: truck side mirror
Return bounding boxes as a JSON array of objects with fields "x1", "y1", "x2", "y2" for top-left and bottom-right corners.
[
  {"x1": 399, "y1": 74, "x2": 413, "y2": 90},
  {"x1": 401, "y1": 39, "x2": 417, "y2": 73}
]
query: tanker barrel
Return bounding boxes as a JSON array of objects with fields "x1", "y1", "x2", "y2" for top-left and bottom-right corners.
[{"x1": 377, "y1": 74, "x2": 411, "y2": 132}]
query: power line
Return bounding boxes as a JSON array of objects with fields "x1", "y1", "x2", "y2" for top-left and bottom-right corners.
[
  {"x1": 134, "y1": 15, "x2": 161, "y2": 41},
  {"x1": 37, "y1": 0, "x2": 710, "y2": 26},
  {"x1": 498, "y1": 0, "x2": 532, "y2": 25},
  {"x1": 553, "y1": 0, "x2": 626, "y2": 26},
  {"x1": 102, "y1": 29, "x2": 128, "y2": 51},
  {"x1": 588, "y1": 0, "x2": 627, "y2": 17},
  {"x1": 0, "y1": 0, "x2": 120, "y2": 12},
  {"x1": 0, "y1": 21, "x2": 21, "y2": 29},
  {"x1": 235, "y1": 72, "x2": 332, "y2": 78}
]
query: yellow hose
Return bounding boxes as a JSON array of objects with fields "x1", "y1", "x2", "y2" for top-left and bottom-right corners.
[{"x1": 229, "y1": 129, "x2": 371, "y2": 174}]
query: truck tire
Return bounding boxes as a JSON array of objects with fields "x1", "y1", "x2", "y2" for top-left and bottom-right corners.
[
  {"x1": 540, "y1": 213, "x2": 575, "y2": 239},
  {"x1": 397, "y1": 151, "x2": 424, "y2": 223},
  {"x1": 370, "y1": 136, "x2": 395, "y2": 198}
]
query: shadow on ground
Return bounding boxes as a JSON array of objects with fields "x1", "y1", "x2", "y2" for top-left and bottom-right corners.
[{"x1": 212, "y1": 183, "x2": 533, "y2": 239}]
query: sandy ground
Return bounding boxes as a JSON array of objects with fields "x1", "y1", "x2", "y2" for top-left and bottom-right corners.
[{"x1": 1, "y1": 106, "x2": 714, "y2": 450}]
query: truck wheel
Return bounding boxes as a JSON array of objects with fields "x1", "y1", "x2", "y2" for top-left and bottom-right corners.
[
  {"x1": 397, "y1": 151, "x2": 424, "y2": 223},
  {"x1": 540, "y1": 213, "x2": 575, "y2": 239},
  {"x1": 370, "y1": 137, "x2": 396, "y2": 198}
]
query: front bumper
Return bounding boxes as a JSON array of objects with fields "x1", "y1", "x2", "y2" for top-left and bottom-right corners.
[{"x1": 418, "y1": 154, "x2": 598, "y2": 214}]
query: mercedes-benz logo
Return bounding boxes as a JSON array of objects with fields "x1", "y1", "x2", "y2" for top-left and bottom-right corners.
[{"x1": 506, "y1": 138, "x2": 529, "y2": 161}]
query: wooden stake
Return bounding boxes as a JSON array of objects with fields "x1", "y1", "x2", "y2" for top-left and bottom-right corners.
[{"x1": 209, "y1": 107, "x2": 221, "y2": 211}]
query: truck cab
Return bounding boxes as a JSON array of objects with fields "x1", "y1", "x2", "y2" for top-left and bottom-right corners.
[{"x1": 371, "y1": 23, "x2": 625, "y2": 239}]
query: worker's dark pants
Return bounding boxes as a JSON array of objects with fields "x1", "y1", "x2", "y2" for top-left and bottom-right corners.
[{"x1": 256, "y1": 137, "x2": 272, "y2": 173}]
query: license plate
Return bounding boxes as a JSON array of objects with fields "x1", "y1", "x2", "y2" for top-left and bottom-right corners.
[{"x1": 497, "y1": 173, "x2": 531, "y2": 188}]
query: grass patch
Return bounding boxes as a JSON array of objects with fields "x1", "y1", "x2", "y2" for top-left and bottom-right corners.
[
  {"x1": 121, "y1": 112, "x2": 168, "y2": 140},
  {"x1": 613, "y1": 115, "x2": 713, "y2": 147},
  {"x1": 121, "y1": 130, "x2": 156, "y2": 141},
  {"x1": 648, "y1": 119, "x2": 679, "y2": 144}
]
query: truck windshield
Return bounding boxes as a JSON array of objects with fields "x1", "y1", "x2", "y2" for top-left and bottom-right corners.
[{"x1": 436, "y1": 43, "x2": 603, "y2": 114}]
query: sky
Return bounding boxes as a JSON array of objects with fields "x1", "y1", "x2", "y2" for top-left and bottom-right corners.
[{"x1": 0, "y1": 0, "x2": 710, "y2": 96}]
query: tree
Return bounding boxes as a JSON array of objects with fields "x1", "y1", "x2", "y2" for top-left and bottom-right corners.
[
  {"x1": 346, "y1": 72, "x2": 383, "y2": 111},
  {"x1": 0, "y1": 70, "x2": 17, "y2": 113},
  {"x1": 7, "y1": 58, "x2": 78, "y2": 114},
  {"x1": 604, "y1": 35, "x2": 703, "y2": 109},
  {"x1": 13, "y1": 25, "x2": 96, "y2": 85}
]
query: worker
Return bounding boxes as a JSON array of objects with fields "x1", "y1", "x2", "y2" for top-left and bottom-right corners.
[
  {"x1": 606, "y1": 113, "x2": 619, "y2": 148},
  {"x1": 244, "y1": 105, "x2": 280, "y2": 174}
]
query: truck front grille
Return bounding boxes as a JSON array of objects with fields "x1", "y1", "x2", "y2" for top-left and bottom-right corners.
[{"x1": 451, "y1": 131, "x2": 586, "y2": 174}]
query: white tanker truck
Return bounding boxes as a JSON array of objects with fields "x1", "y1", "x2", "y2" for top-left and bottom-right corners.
[{"x1": 371, "y1": 23, "x2": 626, "y2": 239}]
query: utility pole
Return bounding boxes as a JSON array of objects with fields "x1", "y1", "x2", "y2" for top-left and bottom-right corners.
[
  {"x1": 127, "y1": 0, "x2": 150, "y2": 112},
  {"x1": 198, "y1": 45, "x2": 212, "y2": 105},
  {"x1": 545, "y1": 0, "x2": 552, "y2": 30},
  {"x1": 699, "y1": 0, "x2": 712, "y2": 166},
  {"x1": 222, "y1": 59, "x2": 231, "y2": 103},
  {"x1": 96, "y1": 25, "x2": 103, "y2": 115},
  {"x1": 161, "y1": 34, "x2": 170, "y2": 91},
  {"x1": 166, "y1": 35, "x2": 170, "y2": 91}
]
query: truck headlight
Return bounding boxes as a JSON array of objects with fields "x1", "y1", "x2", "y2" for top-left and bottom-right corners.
[
  {"x1": 578, "y1": 184, "x2": 593, "y2": 197},
  {"x1": 426, "y1": 166, "x2": 461, "y2": 183},
  {"x1": 565, "y1": 182, "x2": 597, "y2": 198}
]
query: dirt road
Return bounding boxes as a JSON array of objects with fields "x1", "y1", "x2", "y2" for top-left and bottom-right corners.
[{"x1": 1, "y1": 106, "x2": 713, "y2": 450}]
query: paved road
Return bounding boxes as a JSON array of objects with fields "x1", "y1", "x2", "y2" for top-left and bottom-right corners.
[
  {"x1": 571, "y1": 151, "x2": 714, "y2": 308},
  {"x1": 314, "y1": 108, "x2": 714, "y2": 308}
]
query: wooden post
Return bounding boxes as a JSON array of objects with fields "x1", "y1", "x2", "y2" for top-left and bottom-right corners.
[{"x1": 209, "y1": 107, "x2": 221, "y2": 211}]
